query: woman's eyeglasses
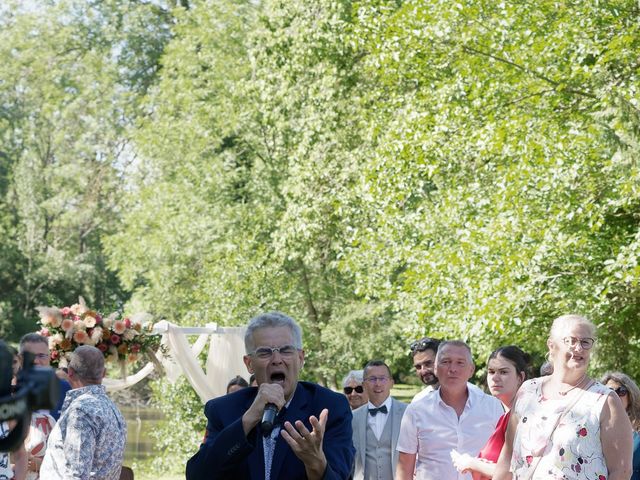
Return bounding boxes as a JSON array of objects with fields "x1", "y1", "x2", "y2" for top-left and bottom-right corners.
[
  {"x1": 615, "y1": 386, "x2": 629, "y2": 398},
  {"x1": 343, "y1": 385, "x2": 364, "y2": 395},
  {"x1": 562, "y1": 336, "x2": 595, "y2": 350}
]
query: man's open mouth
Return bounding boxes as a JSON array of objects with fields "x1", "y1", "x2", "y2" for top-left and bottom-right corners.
[{"x1": 270, "y1": 372, "x2": 286, "y2": 384}]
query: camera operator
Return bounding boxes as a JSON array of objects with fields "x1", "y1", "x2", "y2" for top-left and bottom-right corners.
[
  {"x1": 1, "y1": 337, "x2": 59, "y2": 480},
  {"x1": 19, "y1": 334, "x2": 71, "y2": 421},
  {"x1": 10, "y1": 348, "x2": 55, "y2": 480}
]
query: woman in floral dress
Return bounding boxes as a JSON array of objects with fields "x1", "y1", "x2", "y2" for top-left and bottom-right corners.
[{"x1": 494, "y1": 314, "x2": 632, "y2": 480}]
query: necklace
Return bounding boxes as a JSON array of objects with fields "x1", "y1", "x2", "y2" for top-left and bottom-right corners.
[{"x1": 558, "y1": 374, "x2": 588, "y2": 396}]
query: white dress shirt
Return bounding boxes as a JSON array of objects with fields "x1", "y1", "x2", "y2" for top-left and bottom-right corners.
[
  {"x1": 411, "y1": 385, "x2": 435, "y2": 403},
  {"x1": 366, "y1": 396, "x2": 393, "y2": 440},
  {"x1": 396, "y1": 383, "x2": 503, "y2": 480}
]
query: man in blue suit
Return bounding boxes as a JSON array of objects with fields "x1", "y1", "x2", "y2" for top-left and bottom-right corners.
[{"x1": 186, "y1": 312, "x2": 355, "y2": 480}]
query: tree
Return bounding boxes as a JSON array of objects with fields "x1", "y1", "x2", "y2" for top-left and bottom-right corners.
[{"x1": 0, "y1": 0, "x2": 172, "y2": 336}]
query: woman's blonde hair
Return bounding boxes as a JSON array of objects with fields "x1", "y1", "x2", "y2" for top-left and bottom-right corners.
[{"x1": 549, "y1": 314, "x2": 596, "y2": 340}]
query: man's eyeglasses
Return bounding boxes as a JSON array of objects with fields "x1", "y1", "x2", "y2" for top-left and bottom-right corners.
[
  {"x1": 615, "y1": 386, "x2": 629, "y2": 398},
  {"x1": 410, "y1": 337, "x2": 439, "y2": 353},
  {"x1": 249, "y1": 345, "x2": 299, "y2": 359},
  {"x1": 562, "y1": 336, "x2": 595, "y2": 350},
  {"x1": 364, "y1": 376, "x2": 389, "y2": 384},
  {"x1": 343, "y1": 385, "x2": 364, "y2": 395}
]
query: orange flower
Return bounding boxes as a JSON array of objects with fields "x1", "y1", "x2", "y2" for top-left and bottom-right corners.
[
  {"x1": 73, "y1": 331, "x2": 89, "y2": 344},
  {"x1": 61, "y1": 318, "x2": 74, "y2": 332},
  {"x1": 113, "y1": 320, "x2": 127, "y2": 335}
]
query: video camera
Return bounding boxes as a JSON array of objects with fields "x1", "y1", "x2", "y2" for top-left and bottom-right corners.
[{"x1": 0, "y1": 339, "x2": 59, "y2": 451}]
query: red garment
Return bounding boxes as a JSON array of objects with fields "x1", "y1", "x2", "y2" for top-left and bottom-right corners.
[{"x1": 478, "y1": 411, "x2": 510, "y2": 463}]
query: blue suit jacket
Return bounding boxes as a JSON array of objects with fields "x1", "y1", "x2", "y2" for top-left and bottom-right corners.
[{"x1": 186, "y1": 381, "x2": 355, "y2": 480}]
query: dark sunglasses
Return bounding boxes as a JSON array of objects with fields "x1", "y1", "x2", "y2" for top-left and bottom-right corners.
[
  {"x1": 343, "y1": 385, "x2": 364, "y2": 395},
  {"x1": 615, "y1": 386, "x2": 629, "y2": 398},
  {"x1": 410, "y1": 337, "x2": 439, "y2": 353}
]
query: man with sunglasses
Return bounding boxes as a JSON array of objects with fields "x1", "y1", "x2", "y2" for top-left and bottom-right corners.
[
  {"x1": 342, "y1": 370, "x2": 368, "y2": 410},
  {"x1": 186, "y1": 312, "x2": 355, "y2": 480},
  {"x1": 351, "y1": 360, "x2": 407, "y2": 480},
  {"x1": 409, "y1": 337, "x2": 441, "y2": 403}
]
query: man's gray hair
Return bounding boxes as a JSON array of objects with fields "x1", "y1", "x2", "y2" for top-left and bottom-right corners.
[
  {"x1": 435, "y1": 340, "x2": 474, "y2": 364},
  {"x1": 69, "y1": 345, "x2": 105, "y2": 384},
  {"x1": 342, "y1": 370, "x2": 364, "y2": 387},
  {"x1": 244, "y1": 312, "x2": 303, "y2": 354},
  {"x1": 19, "y1": 333, "x2": 48, "y2": 351}
]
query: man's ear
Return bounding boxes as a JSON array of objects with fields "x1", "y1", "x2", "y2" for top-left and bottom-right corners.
[{"x1": 243, "y1": 355, "x2": 253, "y2": 374}]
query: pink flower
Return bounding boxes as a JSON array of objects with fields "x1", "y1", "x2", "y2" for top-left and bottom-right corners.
[
  {"x1": 95, "y1": 314, "x2": 102, "y2": 324},
  {"x1": 97, "y1": 343, "x2": 108, "y2": 352},
  {"x1": 130, "y1": 344, "x2": 141, "y2": 353},
  {"x1": 51, "y1": 350, "x2": 59, "y2": 359},
  {"x1": 110, "y1": 334, "x2": 121, "y2": 345},
  {"x1": 61, "y1": 318, "x2": 74, "y2": 332},
  {"x1": 39, "y1": 328, "x2": 50, "y2": 337},
  {"x1": 60, "y1": 307, "x2": 71, "y2": 316},
  {"x1": 73, "y1": 331, "x2": 89, "y2": 344},
  {"x1": 124, "y1": 318, "x2": 131, "y2": 328},
  {"x1": 113, "y1": 320, "x2": 127, "y2": 335},
  {"x1": 578, "y1": 427, "x2": 587, "y2": 437}
]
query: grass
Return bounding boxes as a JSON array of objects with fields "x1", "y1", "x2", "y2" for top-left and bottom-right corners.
[
  {"x1": 136, "y1": 473, "x2": 183, "y2": 480},
  {"x1": 391, "y1": 383, "x2": 422, "y2": 403}
]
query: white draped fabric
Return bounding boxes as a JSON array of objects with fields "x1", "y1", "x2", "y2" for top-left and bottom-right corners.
[{"x1": 103, "y1": 321, "x2": 248, "y2": 403}]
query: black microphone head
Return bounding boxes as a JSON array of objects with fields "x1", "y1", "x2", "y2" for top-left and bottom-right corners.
[{"x1": 261, "y1": 403, "x2": 278, "y2": 436}]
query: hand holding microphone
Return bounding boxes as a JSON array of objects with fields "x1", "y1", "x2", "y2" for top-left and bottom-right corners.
[{"x1": 242, "y1": 382, "x2": 285, "y2": 437}]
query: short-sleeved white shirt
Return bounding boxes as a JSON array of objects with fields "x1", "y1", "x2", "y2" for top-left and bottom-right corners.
[{"x1": 396, "y1": 383, "x2": 504, "y2": 480}]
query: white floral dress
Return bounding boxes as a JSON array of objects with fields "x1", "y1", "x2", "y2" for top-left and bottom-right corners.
[{"x1": 510, "y1": 378, "x2": 610, "y2": 480}]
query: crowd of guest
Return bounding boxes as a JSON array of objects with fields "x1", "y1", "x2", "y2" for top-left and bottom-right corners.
[
  {"x1": 206, "y1": 312, "x2": 640, "y2": 480},
  {"x1": 3, "y1": 310, "x2": 640, "y2": 480}
]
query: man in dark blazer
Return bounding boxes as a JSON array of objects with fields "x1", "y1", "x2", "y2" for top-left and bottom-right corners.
[
  {"x1": 351, "y1": 360, "x2": 407, "y2": 480},
  {"x1": 186, "y1": 312, "x2": 355, "y2": 480}
]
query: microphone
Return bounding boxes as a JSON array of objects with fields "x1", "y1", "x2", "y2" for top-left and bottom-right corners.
[{"x1": 261, "y1": 403, "x2": 278, "y2": 436}]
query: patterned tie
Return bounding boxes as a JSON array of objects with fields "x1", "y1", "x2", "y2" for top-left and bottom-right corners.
[
  {"x1": 368, "y1": 405, "x2": 388, "y2": 416},
  {"x1": 264, "y1": 406, "x2": 287, "y2": 480}
]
